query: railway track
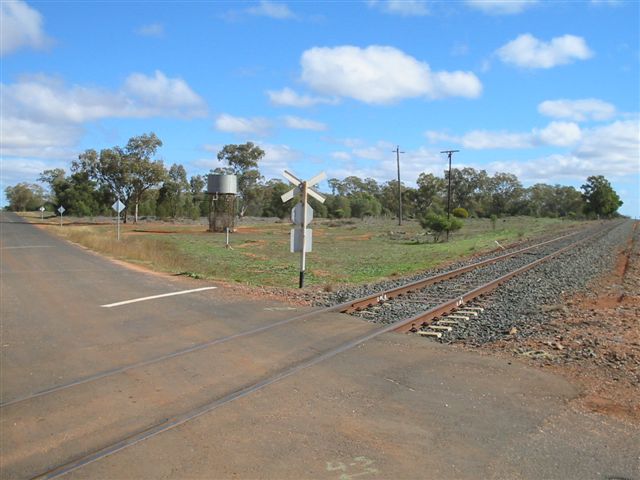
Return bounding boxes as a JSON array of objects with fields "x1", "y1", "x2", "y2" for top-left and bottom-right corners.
[{"x1": 3, "y1": 221, "x2": 626, "y2": 479}]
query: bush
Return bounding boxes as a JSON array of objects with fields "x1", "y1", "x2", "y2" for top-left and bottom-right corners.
[
  {"x1": 420, "y1": 213, "x2": 463, "y2": 242},
  {"x1": 452, "y1": 207, "x2": 469, "y2": 218},
  {"x1": 490, "y1": 214, "x2": 498, "y2": 230}
]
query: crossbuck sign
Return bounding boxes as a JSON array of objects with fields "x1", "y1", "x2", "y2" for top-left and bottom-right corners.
[{"x1": 281, "y1": 170, "x2": 326, "y2": 288}]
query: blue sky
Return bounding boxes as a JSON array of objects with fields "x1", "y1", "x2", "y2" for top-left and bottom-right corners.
[{"x1": 1, "y1": 0, "x2": 639, "y2": 216}]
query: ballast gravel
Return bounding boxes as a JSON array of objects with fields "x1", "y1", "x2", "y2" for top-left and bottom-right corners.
[
  {"x1": 447, "y1": 220, "x2": 634, "y2": 345},
  {"x1": 314, "y1": 220, "x2": 633, "y2": 346}
]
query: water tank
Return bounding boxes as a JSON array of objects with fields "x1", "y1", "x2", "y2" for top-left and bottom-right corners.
[{"x1": 207, "y1": 174, "x2": 238, "y2": 194}]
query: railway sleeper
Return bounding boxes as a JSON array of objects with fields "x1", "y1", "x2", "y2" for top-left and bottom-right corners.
[
  {"x1": 436, "y1": 319, "x2": 459, "y2": 325},
  {"x1": 418, "y1": 330, "x2": 442, "y2": 338},
  {"x1": 428, "y1": 325, "x2": 453, "y2": 332},
  {"x1": 444, "y1": 314, "x2": 470, "y2": 320}
]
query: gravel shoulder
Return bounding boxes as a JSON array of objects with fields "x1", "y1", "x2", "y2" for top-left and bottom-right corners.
[{"x1": 474, "y1": 221, "x2": 639, "y2": 425}]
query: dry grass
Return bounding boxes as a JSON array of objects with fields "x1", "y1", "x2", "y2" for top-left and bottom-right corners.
[{"x1": 53, "y1": 226, "x2": 196, "y2": 274}]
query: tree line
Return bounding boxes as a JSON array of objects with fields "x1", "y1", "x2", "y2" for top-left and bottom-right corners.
[{"x1": 4, "y1": 133, "x2": 624, "y2": 221}]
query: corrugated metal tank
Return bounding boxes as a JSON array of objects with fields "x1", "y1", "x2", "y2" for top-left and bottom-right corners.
[{"x1": 207, "y1": 174, "x2": 238, "y2": 194}]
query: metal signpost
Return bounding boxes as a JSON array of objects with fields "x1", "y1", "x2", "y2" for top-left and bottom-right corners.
[
  {"x1": 112, "y1": 199, "x2": 125, "y2": 240},
  {"x1": 57, "y1": 206, "x2": 65, "y2": 227},
  {"x1": 281, "y1": 170, "x2": 326, "y2": 288},
  {"x1": 39, "y1": 206, "x2": 45, "y2": 221}
]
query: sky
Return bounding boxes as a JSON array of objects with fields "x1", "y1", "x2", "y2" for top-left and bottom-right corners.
[{"x1": 1, "y1": 0, "x2": 639, "y2": 217}]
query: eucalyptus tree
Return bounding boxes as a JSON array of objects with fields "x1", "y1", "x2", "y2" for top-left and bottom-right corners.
[
  {"x1": 581, "y1": 175, "x2": 623, "y2": 218},
  {"x1": 74, "y1": 132, "x2": 166, "y2": 222}
]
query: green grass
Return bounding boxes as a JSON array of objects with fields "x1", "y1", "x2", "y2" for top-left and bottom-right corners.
[{"x1": 28, "y1": 214, "x2": 589, "y2": 289}]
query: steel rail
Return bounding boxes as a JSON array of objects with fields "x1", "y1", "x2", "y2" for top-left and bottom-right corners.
[
  {"x1": 31, "y1": 222, "x2": 615, "y2": 480},
  {"x1": 334, "y1": 228, "x2": 585, "y2": 313},
  {"x1": 2, "y1": 227, "x2": 591, "y2": 409},
  {"x1": 392, "y1": 224, "x2": 612, "y2": 333}
]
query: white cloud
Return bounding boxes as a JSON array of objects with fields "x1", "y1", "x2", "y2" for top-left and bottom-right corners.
[
  {"x1": 0, "y1": 157, "x2": 59, "y2": 191},
  {"x1": 538, "y1": 98, "x2": 616, "y2": 121},
  {"x1": 2, "y1": 71, "x2": 207, "y2": 124},
  {"x1": 497, "y1": 34, "x2": 593, "y2": 69},
  {"x1": 0, "y1": 116, "x2": 81, "y2": 158},
  {"x1": 353, "y1": 141, "x2": 395, "y2": 161},
  {"x1": 300, "y1": 45, "x2": 482, "y2": 104},
  {"x1": 135, "y1": 23, "x2": 164, "y2": 37},
  {"x1": 123, "y1": 71, "x2": 207, "y2": 116},
  {"x1": 246, "y1": 1, "x2": 295, "y2": 19},
  {"x1": 573, "y1": 120, "x2": 639, "y2": 168},
  {"x1": 327, "y1": 143, "x2": 445, "y2": 186},
  {"x1": 367, "y1": 0, "x2": 429, "y2": 16},
  {"x1": 282, "y1": 115, "x2": 327, "y2": 131},
  {"x1": 466, "y1": 0, "x2": 537, "y2": 15},
  {"x1": 267, "y1": 87, "x2": 335, "y2": 107},
  {"x1": 437, "y1": 120, "x2": 639, "y2": 182},
  {"x1": 536, "y1": 121, "x2": 582, "y2": 147},
  {"x1": 330, "y1": 151, "x2": 351, "y2": 161},
  {"x1": 256, "y1": 143, "x2": 303, "y2": 179},
  {"x1": 1, "y1": 72, "x2": 207, "y2": 164},
  {"x1": 214, "y1": 114, "x2": 273, "y2": 136},
  {"x1": 460, "y1": 130, "x2": 533, "y2": 149},
  {"x1": 425, "y1": 121, "x2": 582, "y2": 149},
  {"x1": 0, "y1": 0, "x2": 51, "y2": 56}
]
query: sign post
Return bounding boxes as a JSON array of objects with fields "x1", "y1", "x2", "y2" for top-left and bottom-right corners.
[
  {"x1": 39, "y1": 206, "x2": 45, "y2": 221},
  {"x1": 57, "y1": 206, "x2": 65, "y2": 227},
  {"x1": 112, "y1": 199, "x2": 125, "y2": 240},
  {"x1": 281, "y1": 170, "x2": 326, "y2": 288}
]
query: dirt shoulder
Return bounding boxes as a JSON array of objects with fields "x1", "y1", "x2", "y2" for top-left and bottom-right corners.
[{"x1": 480, "y1": 222, "x2": 639, "y2": 425}]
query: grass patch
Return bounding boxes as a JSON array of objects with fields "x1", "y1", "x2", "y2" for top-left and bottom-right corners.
[{"x1": 30, "y1": 214, "x2": 589, "y2": 289}]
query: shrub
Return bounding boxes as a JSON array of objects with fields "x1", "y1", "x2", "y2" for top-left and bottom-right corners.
[
  {"x1": 420, "y1": 213, "x2": 463, "y2": 242},
  {"x1": 452, "y1": 207, "x2": 469, "y2": 218}
]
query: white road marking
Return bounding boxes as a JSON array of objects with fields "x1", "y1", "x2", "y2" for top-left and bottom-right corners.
[
  {"x1": 1, "y1": 245, "x2": 54, "y2": 249},
  {"x1": 101, "y1": 287, "x2": 217, "y2": 308}
]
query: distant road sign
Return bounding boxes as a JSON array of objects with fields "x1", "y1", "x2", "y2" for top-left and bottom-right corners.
[
  {"x1": 112, "y1": 199, "x2": 125, "y2": 213},
  {"x1": 57, "y1": 206, "x2": 65, "y2": 214},
  {"x1": 39, "y1": 206, "x2": 45, "y2": 212},
  {"x1": 291, "y1": 202, "x2": 313, "y2": 226}
]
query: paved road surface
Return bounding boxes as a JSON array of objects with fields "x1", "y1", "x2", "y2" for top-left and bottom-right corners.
[{"x1": 1, "y1": 211, "x2": 638, "y2": 479}]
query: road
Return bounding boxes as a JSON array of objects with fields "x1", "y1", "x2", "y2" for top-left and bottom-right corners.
[{"x1": 1, "y1": 211, "x2": 638, "y2": 479}]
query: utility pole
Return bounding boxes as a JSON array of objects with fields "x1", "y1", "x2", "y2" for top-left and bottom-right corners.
[
  {"x1": 393, "y1": 145, "x2": 405, "y2": 226},
  {"x1": 441, "y1": 149, "x2": 459, "y2": 241}
]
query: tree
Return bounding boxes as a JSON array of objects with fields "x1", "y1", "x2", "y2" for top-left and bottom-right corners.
[
  {"x1": 261, "y1": 179, "x2": 290, "y2": 218},
  {"x1": 73, "y1": 132, "x2": 166, "y2": 222},
  {"x1": 4, "y1": 183, "x2": 45, "y2": 211},
  {"x1": 487, "y1": 172, "x2": 522, "y2": 216},
  {"x1": 156, "y1": 164, "x2": 189, "y2": 218},
  {"x1": 581, "y1": 175, "x2": 623, "y2": 218},
  {"x1": 420, "y1": 212, "x2": 463, "y2": 242},
  {"x1": 325, "y1": 195, "x2": 351, "y2": 218},
  {"x1": 189, "y1": 175, "x2": 207, "y2": 217},
  {"x1": 39, "y1": 168, "x2": 105, "y2": 216},
  {"x1": 126, "y1": 133, "x2": 166, "y2": 222},
  {"x1": 413, "y1": 173, "x2": 445, "y2": 216},
  {"x1": 216, "y1": 142, "x2": 265, "y2": 217},
  {"x1": 349, "y1": 192, "x2": 382, "y2": 218}
]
